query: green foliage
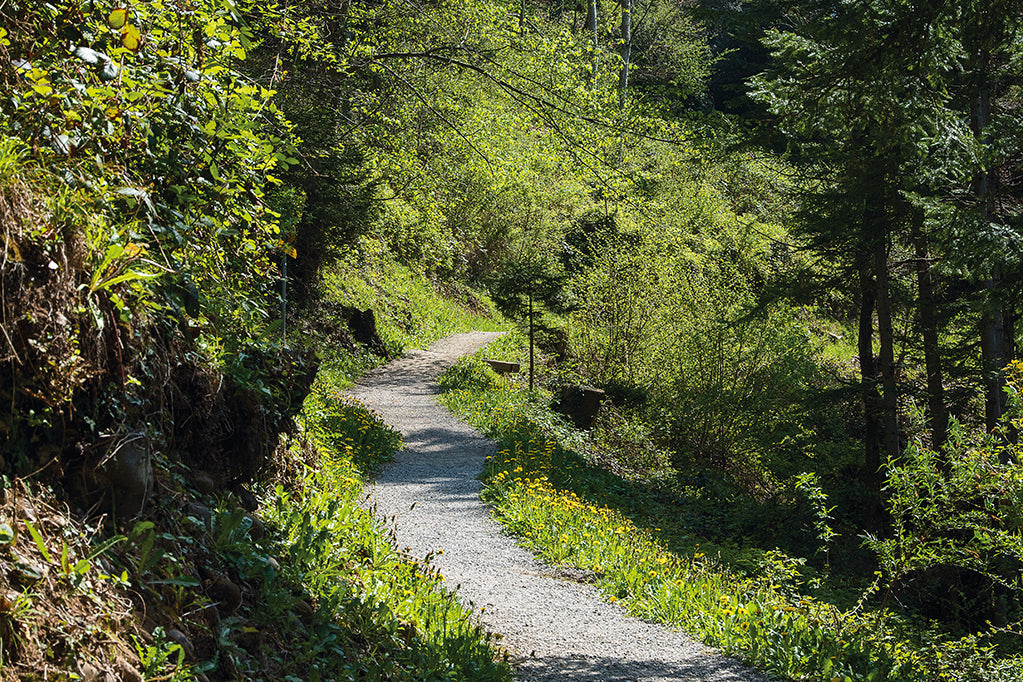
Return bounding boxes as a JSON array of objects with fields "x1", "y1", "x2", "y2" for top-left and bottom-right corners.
[
  {"x1": 489, "y1": 256, "x2": 573, "y2": 323},
  {"x1": 793, "y1": 472, "x2": 838, "y2": 567},
  {"x1": 438, "y1": 355, "x2": 502, "y2": 394},
  {"x1": 440, "y1": 353, "x2": 1023, "y2": 681},
  {"x1": 864, "y1": 370, "x2": 1023, "y2": 631},
  {"x1": 571, "y1": 214, "x2": 819, "y2": 479},
  {"x1": 0, "y1": 0, "x2": 314, "y2": 455},
  {"x1": 316, "y1": 238, "x2": 506, "y2": 359},
  {"x1": 300, "y1": 383, "x2": 404, "y2": 476},
  {"x1": 2, "y1": 0, "x2": 294, "y2": 319}
]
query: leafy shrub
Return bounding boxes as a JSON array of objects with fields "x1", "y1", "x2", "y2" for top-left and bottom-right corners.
[
  {"x1": 864, "y1": 365, "x2": 1023, "y2": 632},
  {"x1": 438, "y1": 356, "x2": 501, "y2": 393},
  {"x1": 572, "y1": 226, "x2": 820, "y2": 485}
]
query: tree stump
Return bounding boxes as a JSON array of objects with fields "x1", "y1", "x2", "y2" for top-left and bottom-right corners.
[{"x1": 553, "y1": 384, "x2": 606, "y2": 429}]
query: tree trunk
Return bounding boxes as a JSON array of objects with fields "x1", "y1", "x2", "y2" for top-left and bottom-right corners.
[
  {"x1": 584, "y1": 0, "x2": 598, "y2": 32},
  {"x1": 858, "y1": 260, "x2": 884, "y2": 532},
  {"x1": 585, "y1": 0, "x2": 599, "y2": 80},
  {"x1": 618, "y1": 0, "x2": 631, "y2": 108},
  {"x1": 971, "y1": 57, "x2": 1013, "y2": 433},
  {"x1": 910, "y1": 214, "x2": 947, "y2": 452},
  {"x1": 873, "y1": 239, "x2": 900, "y2": 463},
  {"x1": 616, "y1": 0, "x2": 631, "y2": 164},
  {"x1": 529, "y1": 286, "x2": 535, "y2": 392},
  {"x1": 981, "y1": 292, "x2": 1010, "y2": 431}
]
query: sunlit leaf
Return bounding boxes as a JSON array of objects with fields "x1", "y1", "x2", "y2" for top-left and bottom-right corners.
[
  {"x1": 121, "y1": 24, "x2": 141, "y2": 52},
  {"x1": 107, "y1": 8, "x2": 128, "y2": 29}
]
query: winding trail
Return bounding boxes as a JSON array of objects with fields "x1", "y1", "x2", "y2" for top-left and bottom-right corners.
[{"x1": 350, "y1": 332, "x2": 765, "y2": 682}]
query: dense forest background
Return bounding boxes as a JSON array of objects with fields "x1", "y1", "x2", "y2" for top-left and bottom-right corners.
[{"x1": 1, "y1": 0, "x2": 1022, "y2": 679}]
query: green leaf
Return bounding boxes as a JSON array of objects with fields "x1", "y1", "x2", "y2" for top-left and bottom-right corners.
[
  {"x1": 0, "y1": 522, "x2": 13, "y2": 545},
  {"x1": 108, "y1": 8, "x2": 129, "y2": 29},
  {"x1": 24, "y1": 520, "x2": 53, "y2": 564},
  {"x1": 121, "y1": 25, "x2": 142, "y2": 52},
  {"x1": 100, "y1": 270, "x2": 163, "y2": 290},
  {"x1": 87, "y1": 534, "x2": 126, "y2": 561}
]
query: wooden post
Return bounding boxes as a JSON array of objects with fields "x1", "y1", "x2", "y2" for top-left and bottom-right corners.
[{"x1": 528, "y1": 286, "x2": 535, "y2": 392}]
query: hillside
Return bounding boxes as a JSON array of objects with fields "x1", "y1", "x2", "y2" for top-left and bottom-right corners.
[{"x1": 3, "y1": 0, "x2": 1023, "y2": 680}]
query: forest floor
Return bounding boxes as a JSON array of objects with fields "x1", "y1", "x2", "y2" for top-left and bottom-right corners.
[{"x1": 350, "y1": 332, "x2": 767, "y2": 682}]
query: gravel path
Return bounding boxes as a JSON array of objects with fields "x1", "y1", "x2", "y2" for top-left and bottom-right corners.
[{"x1": 350, "y1": 332, "x2": 766, "y2": 682}]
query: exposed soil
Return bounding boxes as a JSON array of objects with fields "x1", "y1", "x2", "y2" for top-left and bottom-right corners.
[{"x1": 350, "y1": 332, "x2": 768, "y2": 682}]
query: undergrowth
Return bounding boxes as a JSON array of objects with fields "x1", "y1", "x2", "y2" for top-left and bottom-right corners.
[
  {"x1": 0, "y1": 263, "x2": 511, "y2": 680},
  {"x1": 438, "y1": 352, "x2": 1023, "y2": 682},
  {"x1": 0, "y1": 354, "x2": 513, "y2": 681}
]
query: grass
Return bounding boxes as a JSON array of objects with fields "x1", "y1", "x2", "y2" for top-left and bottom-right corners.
[
  {"x1": 322, "y1": 238, "x2": 508, "y2": 353},
  {"x1": 438, "y1": 351, "x2": 1023, "y2": 682},
  {"x1": 302, "y1": 238, "x2": 511, "y2": 389}
]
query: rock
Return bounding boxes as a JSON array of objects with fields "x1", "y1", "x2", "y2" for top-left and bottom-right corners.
[
  {"x1": 200, "y1": 603, "x2": 220, "y2": 630},
  {"x1": 245, "y1": 512, "x2": 265, "y2": 541},
  {"x1": 166, "y1": 628, "x2": 195, "y2": 661},
  {"x1": 191, "y1": 471, "x2": 216, "y2": 496},
  {"x1": 291, "y1": 598, "x2": 315, "y2": 625},
  {"x1": 183, "y1": 502, "x2": 211, "y2": 530},
  {"x1": 232, "y1": 622, "x2": 263, "y2": 654},
  {"x1": 232, "y1": 485, "x2": 258, "y2": 512},
  {"x1": 77, "y1": 661, "x2": 102, "y2": 681},
  {"x1": 114, "y1": 657, "x2": 143, "y2": 682},
  {"x1": 208, "y1": 575, "x2": 242, "y2": 615},
  {"x1": 552, "y1": 384, "x2": 607, "y2": 429},
  {"x1": 485, "y1": 359, "x2": 520, "y2": 374},
  {"x1": 345, "y1": 308, "x2": 390, "y2": 359},
  {"x1": 12, "y1": 559, "x2": 47, "y2": 585},
  {"x1": 101, "y1": 441, "x2": 152, "y2": 518}
]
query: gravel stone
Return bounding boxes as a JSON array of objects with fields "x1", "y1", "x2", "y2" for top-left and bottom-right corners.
[{"x1": 350, "y1": 332, "x2": 767, "y2": 682}]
